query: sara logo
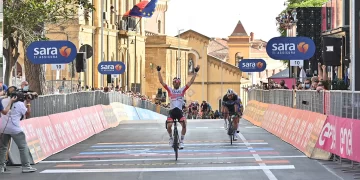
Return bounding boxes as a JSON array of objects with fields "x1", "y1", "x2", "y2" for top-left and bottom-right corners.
[
  {"x1": 238, "y1": 59, "x2": 266, "y2": 72},
  {"x1": 26, "y1": 41, "x2": 77, "y2": 64},
  {"x1": 98, "y1": 61, "x2": 126, "y2": 74},
  {"x1": 266, "y1": 37, "x2": 315, "y2": 60}
]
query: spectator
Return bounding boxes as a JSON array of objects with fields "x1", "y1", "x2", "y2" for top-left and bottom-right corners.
[
  {"x1": 311, "y1": 77, "x2": 319, "y2": 90},
  {"x1": 0, "y1": 86, "x2": 36, "y2": 173},
  {"x1": 0, "y1": 80, "x2": 8, "y2": 93},
  {"x1": 304, "y1": 79, "x2": 311, "y2": 90},
  {"x1": 103, "y1": 87, "x2": 109, "y2": 92},
  {"x1": 279, "y1": 80, "x2": 289, "y2": 89}
]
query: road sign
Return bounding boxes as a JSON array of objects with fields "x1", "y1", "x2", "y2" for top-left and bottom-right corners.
[
  {"x1": 290, "y1": 60, "x2": 303, "y2": 67},
  {"x1": 79, "y1": 44, "x2": 93, "y2": 59},
  {"x1": 51, "y1": 64, "x2": 65, "y2": 70}
]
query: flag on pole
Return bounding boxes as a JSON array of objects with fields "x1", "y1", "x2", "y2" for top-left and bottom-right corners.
[
  {"x1": 139, "y1": 0, "x2": 158, "y2": 18},
  {"x1": 123, "y1": 0, "x2": 149, "y2": 17}
]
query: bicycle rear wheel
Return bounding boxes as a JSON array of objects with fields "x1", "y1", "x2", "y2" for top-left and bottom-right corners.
[
  {"x1": 173, "y1": 127, "x2": 179, "y2": 160},
  {"x1": 228, "y1": 117, "x2": 233, "y2": 145}
]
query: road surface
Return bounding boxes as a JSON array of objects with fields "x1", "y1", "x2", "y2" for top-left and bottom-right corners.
[{"x1": 0, "y1": 118, "x2": 351, "y2": 180}]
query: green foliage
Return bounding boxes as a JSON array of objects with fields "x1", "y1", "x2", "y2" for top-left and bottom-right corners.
[
  {"x1": 3, "y1": 0, "x2": 95, "y2": 93},
  {"x1": 276, "y1": 0, "x2": 328, "y2": 67},
  {"x1": 4, "y1": 0, "x2": 95, "y2": 45}
]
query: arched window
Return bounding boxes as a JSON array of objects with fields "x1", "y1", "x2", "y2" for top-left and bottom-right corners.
[{"x1": 157, "y1": 20, "x2": 161, "y2": 33}]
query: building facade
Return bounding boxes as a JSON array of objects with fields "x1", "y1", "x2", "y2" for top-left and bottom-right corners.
[{"x1": 13, "y1": 0, "x2": 168, "y2": 94}]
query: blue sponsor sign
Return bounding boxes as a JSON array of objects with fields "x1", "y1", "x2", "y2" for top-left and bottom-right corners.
[
  {"x1": 97, "y1": 61, "x2": 126, "y2": 74},
  {"x1": 26, "y1": 41, "x2": 77, "y2": 64},
  {"x1": 266, "y1": 37, "x2": 315, "y2": 60},
  {"x1": 238, "y1": 59, "x2": 267, "y2": 72}
]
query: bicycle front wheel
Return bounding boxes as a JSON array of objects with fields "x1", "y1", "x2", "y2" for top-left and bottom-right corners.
[{"x1": 173, "y1": 127, "x2": 179, "y2": 160}]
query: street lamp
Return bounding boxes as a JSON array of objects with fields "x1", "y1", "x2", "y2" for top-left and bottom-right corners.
[{"x1": 100, "y1": 0, "x2": 105, "y2": 87}]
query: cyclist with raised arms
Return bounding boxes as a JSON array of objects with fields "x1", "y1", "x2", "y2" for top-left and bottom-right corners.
[
  {"x1": 157, "y1": 65, "x2": 200, "y2": 149},
  {"x1": 221, "y1": 89, "x2": 242, "y2": 140}
]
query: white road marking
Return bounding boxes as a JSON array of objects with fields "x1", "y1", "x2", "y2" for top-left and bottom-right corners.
[
  {"x1": 239, "y1": 132, "x2": 280, "y2": 180},
  {"x1": 91, "y1": 142, "x2": 268, "y2": 147},
  {"x1": 39, "y1": 155, "x2": 306, "y2": 164},
  {"x1": 195, "y1": 127, "x2": 208, "y2": 129},
  {"x1": 40, "y1": 165, "x2": 295, "y2": 173}
]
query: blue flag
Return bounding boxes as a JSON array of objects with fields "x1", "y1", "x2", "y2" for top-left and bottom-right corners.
[{"x1": 140, "y1": 0, "x2": 158, "y2": 18}]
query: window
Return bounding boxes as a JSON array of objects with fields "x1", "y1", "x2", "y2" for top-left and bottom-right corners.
[{"x1": 157, "y1": 20, "x2": 161, "y2": 33}]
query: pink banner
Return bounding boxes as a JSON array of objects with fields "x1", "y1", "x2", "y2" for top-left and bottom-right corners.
[
  {"x1": 20, "y1": 116, "x2": 61, "y2": 163},
  {"x1": 79, "y1": 107, "x2": 105, "y2": 133},
  {"x1": 48, "y1": 110, "x2": 95, "y2": 150},
  {"x1": 94, "y1": 105, "x2": 109, "y2": 129},
  {"x1": 316, "y1": 115, "x2": 360, "y2": 162}
]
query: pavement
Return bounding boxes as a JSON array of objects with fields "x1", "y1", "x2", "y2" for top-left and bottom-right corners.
[{"x1": 0, "y1": 118, "x2": 356, "y2": 180}]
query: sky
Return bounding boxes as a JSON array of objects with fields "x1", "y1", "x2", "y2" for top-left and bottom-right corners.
[{"x1": 165, "y1": 0, "x2": 286, "y2": 42}]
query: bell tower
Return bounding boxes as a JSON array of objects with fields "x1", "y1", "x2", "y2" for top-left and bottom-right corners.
[{"x1": 228, "y1": 20, "x2": 251, "y2": 66}]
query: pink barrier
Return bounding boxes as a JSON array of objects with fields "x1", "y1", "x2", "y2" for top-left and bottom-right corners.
[
  {"x1": 10, "y1": 106, "x2": 110, "y2": 164},
  {"x1": 79, "y1": 107, "x2": 105, "y2": 133},
  {"x1": 316, "y1": 115, "x2": 359, "y2": 162},
  {"x1": 94, "y1": 105, "x2": 109, "y2": 129},
  {"x1": 48, "y1": 110, "x2": 94, "y2": 150},
  {"x1": 20, "y1": 116, "x2": 61, "y2": 163}
]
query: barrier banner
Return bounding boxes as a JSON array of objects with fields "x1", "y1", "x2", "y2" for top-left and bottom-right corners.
[
  {"x1": 48, "y1": 110, "x2": 94, "y2": 150},
  {"x1": 20, "y1": 116, "x2": 60, "y2": 163},
  {"x1": 243, "y1": 101, "x2": 259, "y2": 125},
  {"x1": 110, "y1": 102, "x2": 131, "y2": 121},
  {"x1": 80, "y1": 107, "x2": 105, "y2": 133},
  {"x1": 244, "y1": 101, "x2": 330, "y2": 160},
  {"x1": 94, "y1": 105, "x2": 109, "y2": 129},
  {"x1": 316, "y1": 115, "x2": 360, "y2": 162},
  {"x1": 101, "y1": 105, "x2": 119, "y2": 127}
]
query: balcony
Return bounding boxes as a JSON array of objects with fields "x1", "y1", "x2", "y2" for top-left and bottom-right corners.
[
  {"x1": 117, "y1": 16, "x2": 138, "y2": 36},
  {"x1": 145, "y1": 31, "x2": 158, "y2": 36}
]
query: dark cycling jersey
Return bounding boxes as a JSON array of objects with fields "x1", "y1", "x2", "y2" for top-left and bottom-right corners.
[
  {"x1": 201, "y1": 102, "x2": 208, "y2": 111},
  {"x1": 222, "y1": 94, "x2": 239, "y2": 113}
]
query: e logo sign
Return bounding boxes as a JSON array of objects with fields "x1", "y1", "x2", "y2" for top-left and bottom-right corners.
[
  {"x1": 26, "y1": 41, "x2": 77, "y2": 64},
  {"x1": 266, "y1": 37, "x2": 315, "y2": 60},
  {"x1": 97, "y1": 61, "x2": 126, "y2": 74},
  {"x1": 238, "y1": 59, "x2": 266, "y2": 72}
]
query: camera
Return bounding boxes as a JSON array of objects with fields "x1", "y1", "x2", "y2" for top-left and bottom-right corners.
[{"x1": 10, "y1": 90, "x2": 38, "y2": 102}]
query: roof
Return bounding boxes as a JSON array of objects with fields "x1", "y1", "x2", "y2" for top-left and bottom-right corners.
[
  {"x1": 176, "y1": 29, "x2": 211, "y2": 40},
  {"x1": 268, "y1": 68, "x2": 290, "y2": 78},
  {"x1": 231, "y1": 20, "x2": 248, "y2": 36},
  {"x1": 207, "y1": 38, "x2": 229, "y2": 60}
]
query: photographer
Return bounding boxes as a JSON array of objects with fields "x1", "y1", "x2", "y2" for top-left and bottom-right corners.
[
  {"x1": 20, "y1": 81, "x2": 38, "y2": 100},
  {"x1": 0, "y1": 86, "x2": 36, "y2": 173}
]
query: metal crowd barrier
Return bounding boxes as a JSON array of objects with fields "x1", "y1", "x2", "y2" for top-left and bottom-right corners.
[
  {"x1": 246, "y1": 89, "x2": 360, "y2": 119},
  {"x1": 29, "y1": 91, "x2": 170, "y2": 118},
  {"x1": 246, "y1": 89, "x2": 360, "y2": 169}
]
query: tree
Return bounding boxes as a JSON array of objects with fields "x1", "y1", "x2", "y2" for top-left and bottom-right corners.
[
  {"x1": 276, "y1": 0, "x2": 328, "y2": 66},
  {"x1": 3, "y1": 0, "x2": 95, "y2": 94}
]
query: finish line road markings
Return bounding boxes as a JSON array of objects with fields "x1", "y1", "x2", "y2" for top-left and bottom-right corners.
[
  {"x1": 39, "y1": 155, "x2": 306, "y2": 163},
  {"x1": 40, "y1": 165, "x2": 295, "y2": 173}
]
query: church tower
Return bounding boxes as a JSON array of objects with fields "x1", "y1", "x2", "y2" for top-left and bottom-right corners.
[{"x1": 228, "y1": 20, "x2": 251, "y2": 66}]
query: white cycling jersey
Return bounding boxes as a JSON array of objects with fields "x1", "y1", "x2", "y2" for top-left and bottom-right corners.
[{"x1": 163, "y1": 84, "x2": 189, "y2": 110}]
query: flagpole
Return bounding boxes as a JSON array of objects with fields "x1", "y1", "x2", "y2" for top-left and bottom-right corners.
[{"x1": 132, "y1": 17, "x2": 142, "y2": 31}]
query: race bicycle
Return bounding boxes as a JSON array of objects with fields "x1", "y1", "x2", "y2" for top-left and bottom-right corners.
[
  {"x1": 227, "y1": 113, "x2": 237, "y2": 145},
  {"x1": 222, "y1": 101, "x2": 239, "y2": 145},
  {"x1": 169, "y1": 118, "x2": 181, "y2": 160}
]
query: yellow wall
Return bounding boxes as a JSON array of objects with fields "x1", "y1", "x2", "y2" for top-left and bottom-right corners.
[
  {"x1": 227, "y1": 36, "x2": 251, "y2": 66},
  {"x1": 144, "y1": 35, "x2": 190, "y2": 99}
]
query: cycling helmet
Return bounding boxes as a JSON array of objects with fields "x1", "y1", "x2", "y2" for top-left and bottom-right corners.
[{"x1": 226, "y1": 89, "x2": 234, "y2": 95}]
